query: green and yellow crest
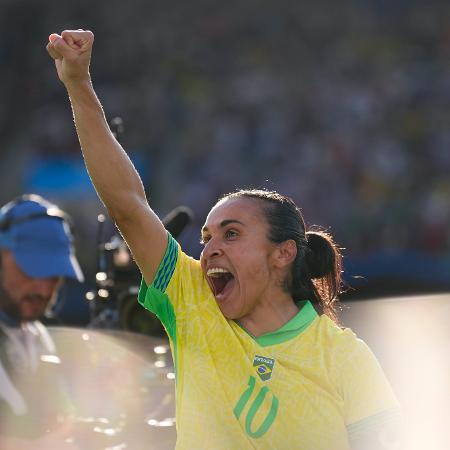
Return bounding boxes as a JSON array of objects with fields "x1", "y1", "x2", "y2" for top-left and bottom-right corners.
[{"x1": 253, "y1": 355, "x2": 275, "y2": 381}]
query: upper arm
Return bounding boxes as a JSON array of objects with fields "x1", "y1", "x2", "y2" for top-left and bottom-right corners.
[
  {"x1": 335, "y1": 334, "x2": 399, "y2": 424},
  {"x1": 333, "y1": 331, "x2": 402, "y2": 448},
  {"x1": 108, "y1": 196, "x2": 168, "y2": 286}
]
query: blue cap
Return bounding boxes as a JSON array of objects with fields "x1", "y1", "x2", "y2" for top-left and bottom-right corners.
[{"x1": 0, "y1": 194, "x2": 84, "y2": 282}]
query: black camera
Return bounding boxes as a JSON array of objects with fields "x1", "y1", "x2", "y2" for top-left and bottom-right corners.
[{"x1": 87, "y1": 207, "x2": 193, "y2": 336}]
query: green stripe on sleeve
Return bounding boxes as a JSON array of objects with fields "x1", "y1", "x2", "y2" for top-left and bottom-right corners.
[
  {"x1": 138, "y1": 233, "x2": 178, "y2": 306},
  {"x1": 137, "y1": 232, "x2": 179, "y2": 341},
  {"x1": 347, "y1": 408, "x2": 402, "y2": 442},
  {"x1": 153, "y1": 234, "x2": 178, "y2": 292}
]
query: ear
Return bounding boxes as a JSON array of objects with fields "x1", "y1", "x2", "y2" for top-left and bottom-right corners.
[{"x1": 272, "y1": 239, "x2": 297, "y2": 269}]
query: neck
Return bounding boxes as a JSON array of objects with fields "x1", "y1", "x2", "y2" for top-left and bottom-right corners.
[{"x1": 237, "y1": 293, "x2": 300, "y2": 338}]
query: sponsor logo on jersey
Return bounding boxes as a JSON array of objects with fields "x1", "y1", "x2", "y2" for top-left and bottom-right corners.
[{"x1": 253, "y1": 355, "x2": 275, "y2": 381}]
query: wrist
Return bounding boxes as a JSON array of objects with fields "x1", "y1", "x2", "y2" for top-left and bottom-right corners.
[{"x1": 63, "y1": 76, "x2": 92, "y2": 92}]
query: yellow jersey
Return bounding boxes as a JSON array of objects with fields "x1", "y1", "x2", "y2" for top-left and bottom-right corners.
[{"x1": 139, "y1": 234, "x2": 399, "y2": 449}]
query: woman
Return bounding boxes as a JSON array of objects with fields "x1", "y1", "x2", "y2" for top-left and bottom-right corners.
[{"x1": 46, "y1": 30, "x2": 401, "y2": 450}]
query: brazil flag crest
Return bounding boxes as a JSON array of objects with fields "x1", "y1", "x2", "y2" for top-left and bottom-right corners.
[{"x1": 253, "y1": 355, "x2": 275, "y2": 381}]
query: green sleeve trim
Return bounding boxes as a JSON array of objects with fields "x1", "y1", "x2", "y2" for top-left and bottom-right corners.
[
  {"x1": 139, "y1": 284, "x2": 178, "y2": 380},
  {"x1": 142, "y1": 286, "x2": 177, "y2": 343},
  {"x1": 136, "y1": 233, "x2": 180, "y2": 379},
  {"x1": 137, "y1": 232, "x2": 178, "y2": 341},
  {"x1": 153, "y1": 233, "x2": 178, "y2": 292},
  {"x1": 138, "y1": 233, "x2": 178, "y2": 308},
  {"x1": 347, "y1": 408, "x2": 402, "y2": 442}
]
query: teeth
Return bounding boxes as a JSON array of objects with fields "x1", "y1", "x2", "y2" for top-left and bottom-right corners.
[{"x1": 207, "y1": 267, "x2": 230, "y2": 277}]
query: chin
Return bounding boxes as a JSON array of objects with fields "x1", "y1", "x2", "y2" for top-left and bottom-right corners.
[
  {"x1": 21, "y1": 308, "x2": 45, "y2": 322},
  {"x1": 221, "y1": 311, "x2": 236, "y2": 320},
  {"x1": 216, "y1": 303, "x2": 234, "y2": 320},
  {"x1": 218, "y1": 303, "x2": 243, "y2": 321}
]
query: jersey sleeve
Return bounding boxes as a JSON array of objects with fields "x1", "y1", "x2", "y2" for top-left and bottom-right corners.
[
  {"x1": 137, "y1": 233, "x2": 208, "y2": 341},
  {"x1": 334, "y1": 329, "x2": 402, "y2": 443}
]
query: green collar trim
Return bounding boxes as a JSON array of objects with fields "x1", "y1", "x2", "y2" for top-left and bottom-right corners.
[{"x1": 238, "y1": 300, "x2": 318, "y2": 347}]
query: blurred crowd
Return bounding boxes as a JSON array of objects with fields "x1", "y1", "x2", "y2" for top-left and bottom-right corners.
[{"x1": 0, "y1": 0, "x2": 449, "y2": 291}]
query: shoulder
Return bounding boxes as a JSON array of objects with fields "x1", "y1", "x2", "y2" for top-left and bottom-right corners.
[
  {"x1": 167, "y1": 244, "x2": 204, "y2": 292},
  {"x1": 143, "y1": 234, "x2": 203, "y2": 294},
  {"x1": 313, "y1": 315, "x2": 383, "y2": 383},
  {"x1": 139, "y1": 235, "x2": 212, "y2": 316},
  {"x1": 314, "y1": 317, "x2": 401, "y2": 441},
  {"x1": 314, "y1": 314, "x2": 360, "y2": 351}
]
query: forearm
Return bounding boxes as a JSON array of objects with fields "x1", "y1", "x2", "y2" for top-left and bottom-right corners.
[
  {"x1": 65, "y1": 78, "x2": 147, "y2": 220},
  {"x1": 47, "y1": 30, "x2": 168, "y2": 282}
]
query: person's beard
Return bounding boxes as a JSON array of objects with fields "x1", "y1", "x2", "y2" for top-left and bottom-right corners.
[
  {"x1": 0, "y1": 275, "x2": 52, "y2": 323},
  {"x1": 0, "y1": 282, "x2": 23, "y2": 322}
]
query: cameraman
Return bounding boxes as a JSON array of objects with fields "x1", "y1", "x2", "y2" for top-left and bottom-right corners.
[{"x1": 0, "y1": 194, "x2": 83, "y2": 449}]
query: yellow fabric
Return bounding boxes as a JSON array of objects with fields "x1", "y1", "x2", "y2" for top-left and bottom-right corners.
[{"x1": 140, "y1": 241, "x2": 399, "y2": 450}]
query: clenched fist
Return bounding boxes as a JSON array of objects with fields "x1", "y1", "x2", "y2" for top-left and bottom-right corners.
[{"x1": 46, "y1": 30, "x2": 94, "y2": 85}]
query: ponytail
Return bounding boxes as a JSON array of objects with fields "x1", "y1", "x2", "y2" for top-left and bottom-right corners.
[{"x1": 303, "y1": 230, "x2": 342, "y2": 322}]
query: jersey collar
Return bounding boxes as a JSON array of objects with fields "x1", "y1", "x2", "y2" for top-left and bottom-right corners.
[{"x1": 237, "y1": 300, "x2": 318, "y2": 347}]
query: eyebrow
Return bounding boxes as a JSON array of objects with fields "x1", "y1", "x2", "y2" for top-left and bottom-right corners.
[{"x1": 201, "y1": 219, "x2": 245, "y2": 233}]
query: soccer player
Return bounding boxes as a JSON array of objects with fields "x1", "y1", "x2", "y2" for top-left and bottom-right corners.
[{"x1": 47, "y1": 30, "x2": 402, "y2": 450}]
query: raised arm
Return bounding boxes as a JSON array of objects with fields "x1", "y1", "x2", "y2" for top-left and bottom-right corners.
[{"x1": 46, "y1": 30, "x2": 167, "y2": 285}]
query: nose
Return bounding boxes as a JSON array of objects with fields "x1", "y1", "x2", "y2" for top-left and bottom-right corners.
[{"x1": 201, "y1": 238, "x2": 224, "y2": 260}]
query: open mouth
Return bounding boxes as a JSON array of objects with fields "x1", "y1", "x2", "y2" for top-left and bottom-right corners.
[{"x1": 207, "y1": 268, "x2": 235, "y2": 298}]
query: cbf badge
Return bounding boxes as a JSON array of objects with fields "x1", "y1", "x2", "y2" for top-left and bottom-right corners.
[{"x1": 253, "y1": 355, "x2": 275, "y2": 381}]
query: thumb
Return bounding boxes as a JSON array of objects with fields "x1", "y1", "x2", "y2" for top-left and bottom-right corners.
[
  {"x1": 49, "y1": 33, "x2": 59, "y2": 43},
  {"x1": 46, "y1": 40, "x2": 62, "y2": 61}
]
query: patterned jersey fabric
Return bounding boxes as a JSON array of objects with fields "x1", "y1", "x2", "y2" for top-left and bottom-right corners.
[{"x1": 139, "y1": 234, "x2": 399, "y2": 450}]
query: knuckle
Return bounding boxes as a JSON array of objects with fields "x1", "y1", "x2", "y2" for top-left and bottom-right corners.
[{"x1": 61, "y1": 28, "x2": 94, "y2": 42}]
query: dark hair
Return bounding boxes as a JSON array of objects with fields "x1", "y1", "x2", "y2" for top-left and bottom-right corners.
[{"x1": 220, "y1": 189, "x2": 343, "y2": 322}]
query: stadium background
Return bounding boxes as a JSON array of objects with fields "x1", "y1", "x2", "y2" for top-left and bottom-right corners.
[
  {"x1": 2, "y1": 1, "x2": 449, "y2": 325},
  {"x1": 1, "y1": 1, "x2": 450, "y2": 448}
]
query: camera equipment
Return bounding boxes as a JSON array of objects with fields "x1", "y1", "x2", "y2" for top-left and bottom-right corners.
[{"x1": 86, "y1": 207, "x2": 193, "y2": 335}]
